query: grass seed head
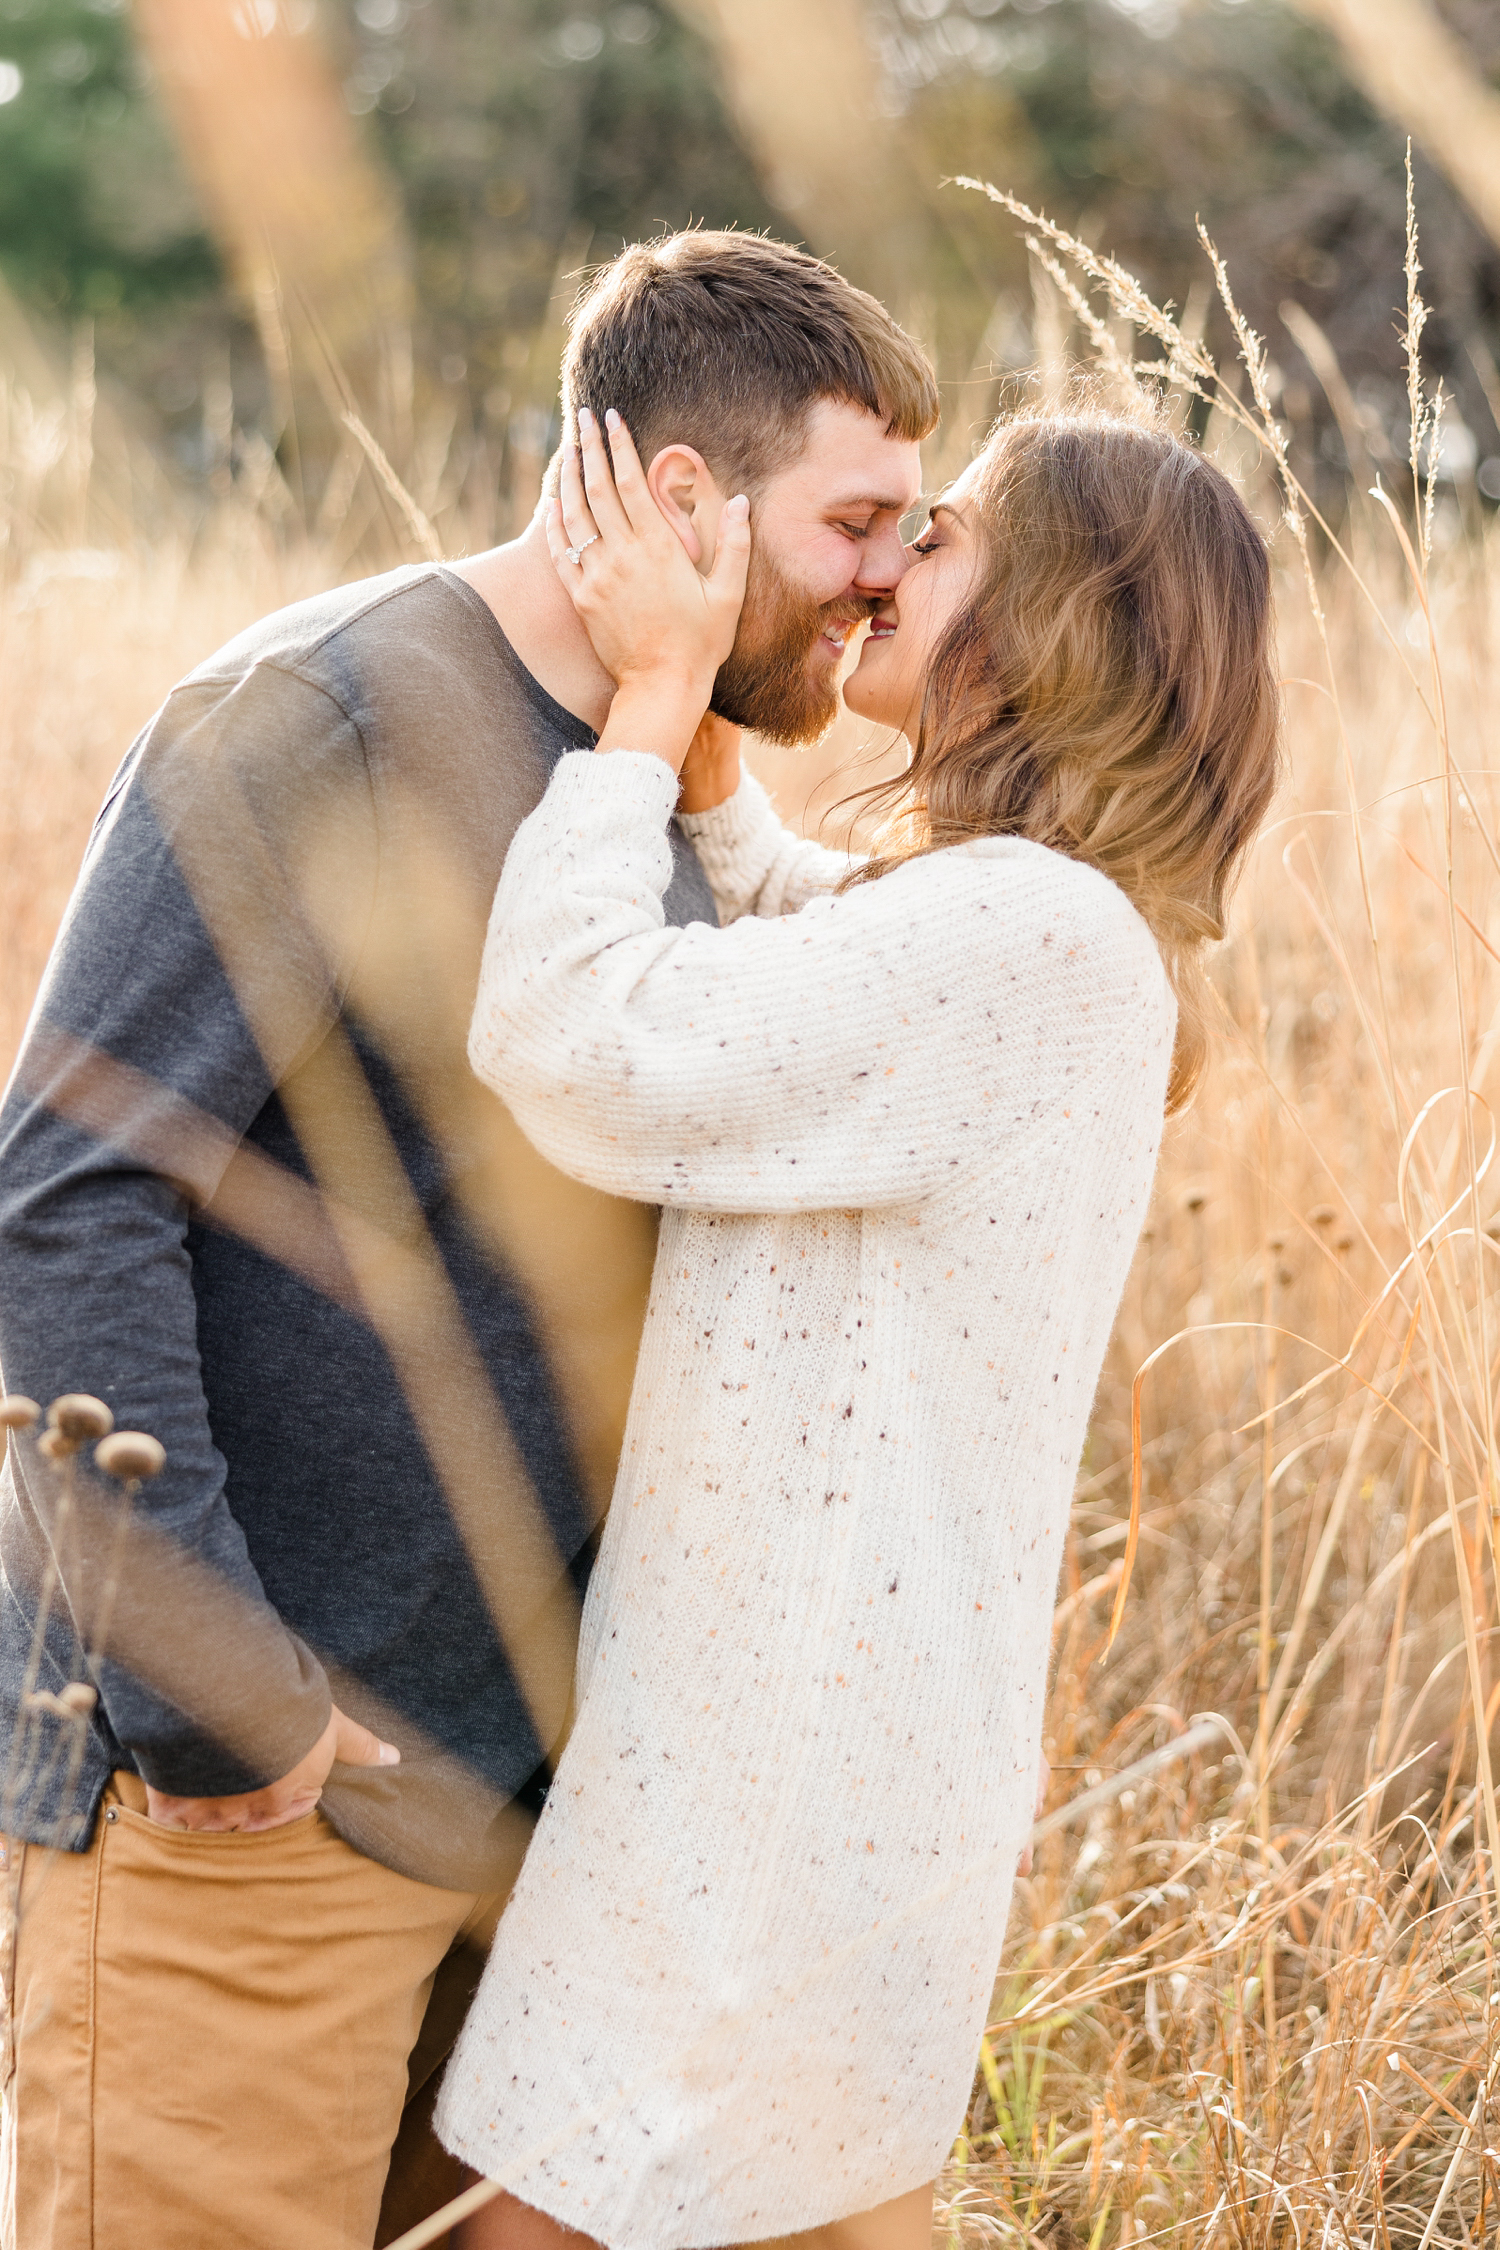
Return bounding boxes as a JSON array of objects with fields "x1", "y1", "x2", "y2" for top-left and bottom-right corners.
[
  {"x1": 95, "y1": 1431, "x2": 166, "y2": 1481},
  {"x1": 59, "y1": 1681, "x2": 97, "y2": 1715},
  {"x1": 46, "y1": 1393, "x2": 114, "y2": 1445}
]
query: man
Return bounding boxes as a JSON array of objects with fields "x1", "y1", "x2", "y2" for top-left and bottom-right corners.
[{"x1": 0, "y1": 230, "x2": 935, "y2": 2249}]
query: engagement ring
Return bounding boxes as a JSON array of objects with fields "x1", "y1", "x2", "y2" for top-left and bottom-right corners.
[{"x1": 564, "y1": 534, "x2": 600, "y2": 567}]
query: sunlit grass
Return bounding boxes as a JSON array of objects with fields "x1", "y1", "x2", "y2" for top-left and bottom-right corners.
[{"x1": 919, "y1": 178, "x2": 1500, "y2": 2250}]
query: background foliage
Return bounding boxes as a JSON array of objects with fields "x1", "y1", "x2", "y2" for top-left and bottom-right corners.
[{"x1": 0, "y1": 0, "x2": 1496, "y2": 525}]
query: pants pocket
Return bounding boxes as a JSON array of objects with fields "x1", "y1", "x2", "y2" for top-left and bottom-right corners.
[
  {"x1": 89, "y1": 1789, "x2": 480, "y2": 2250},
  {"x1": 106, "y1": 1799, "x2": 325, "y2": 1851}
]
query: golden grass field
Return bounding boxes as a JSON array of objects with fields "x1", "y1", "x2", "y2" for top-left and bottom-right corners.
[{"x1": 3, "y1": 199, "x2": 1498, "y2": 2247}]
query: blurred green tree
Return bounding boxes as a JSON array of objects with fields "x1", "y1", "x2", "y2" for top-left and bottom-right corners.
[
  {"x1": 0, "y1": 0, "x2": 784, "y2": 473},
  {"x1": 0, "y1": 0, "x2": 217, "y2": 321},
  {"x1": 335, "y1": 0, "x2": 788, "y2": 450}
]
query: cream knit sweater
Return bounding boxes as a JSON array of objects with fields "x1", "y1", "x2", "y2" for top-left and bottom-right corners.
[{"x1": 438, "y1": 751, "x2": 1174, "y2": 2246}]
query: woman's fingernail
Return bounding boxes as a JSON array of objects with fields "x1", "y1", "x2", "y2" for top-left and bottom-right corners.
[
  {"x1": 728, "y1": 494, "x2": 750, "y2": 520},
  {"x1": 605, "y1": 407, "x2": 620, "y2": 430},
  {"x1": 578, "y1": 406, "x2": 594, "y2": 432},
  {"x1": 378, "y1": 1741, "x2": 401, "y2": 1765}
]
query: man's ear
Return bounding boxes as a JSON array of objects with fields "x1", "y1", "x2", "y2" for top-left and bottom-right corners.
[{"x1": 644, "y1": 444, "x2": 724, "y2": 570}]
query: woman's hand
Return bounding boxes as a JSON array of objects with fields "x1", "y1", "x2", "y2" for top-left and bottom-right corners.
[{"x1": 546, "y1": 407, "x2": 751, "y2": 776}]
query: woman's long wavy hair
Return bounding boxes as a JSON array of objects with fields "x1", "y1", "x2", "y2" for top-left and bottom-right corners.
[{"x1": 847, "y1": 410, "x2": 1282, "y2": 1112}]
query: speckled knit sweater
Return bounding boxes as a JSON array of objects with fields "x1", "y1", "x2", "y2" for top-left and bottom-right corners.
[{"x1": 438, "y1": 751, "x2": 1174, "y2": 2246}]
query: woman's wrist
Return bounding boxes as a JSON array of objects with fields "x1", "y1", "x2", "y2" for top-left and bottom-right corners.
[
  {"x1": 677, "y1": 713, "x2": 742, "y2": 814},
  {"x1": 595, "y1": 672, "x2": 712, "y2": 775}
]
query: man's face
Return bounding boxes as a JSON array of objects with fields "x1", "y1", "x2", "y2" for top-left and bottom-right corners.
[{"x1": 710, "y1": 399, "x2": 924, "y2": 746}]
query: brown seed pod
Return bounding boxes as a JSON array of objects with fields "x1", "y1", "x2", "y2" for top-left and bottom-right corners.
[
  {"x1": 23, "y1": 1682, "x2": 98, "y2": 1718},
  {"x1": 1309, "y1": 1205, "x2": 1338, "y2": 1230},
  {"x1": 0, "y1": 1395, "x2": 40, "y2": 1431},
  {"x1": 37, "y1": 1428, "x2": 72, "y2": 1462},
  {"x1": 47, "y1": 1394, "x2": 114, "y2": 1444},
  {"x1": 95, "y1": 1431, "x2": 166, "y2": 1482}
]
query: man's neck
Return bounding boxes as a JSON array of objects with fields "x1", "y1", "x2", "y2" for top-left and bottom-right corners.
[{"x1": 448, "y1": 512, "x2": 618, "y2": 736}]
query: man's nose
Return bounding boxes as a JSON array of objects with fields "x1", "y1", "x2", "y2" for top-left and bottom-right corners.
[{"x1": 852, "y1": 521, "x2": 912, "y2": 597}]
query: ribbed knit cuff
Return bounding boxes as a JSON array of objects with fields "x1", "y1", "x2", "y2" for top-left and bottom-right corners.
[
  {"x1": 676, "y1": 767, "x2": 779, "y2": 894},
  {"x1": 675, "y1": 768, "x2": 767, "y2": 847},
  {"x1": 543, "y1": 746, "x2": 682, "y2": 827}
]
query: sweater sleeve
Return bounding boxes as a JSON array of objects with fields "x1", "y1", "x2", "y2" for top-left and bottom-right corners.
[
  {"x1": 676, "y1": 765, "x2": 856, "y2": 922},
  {"x1": 470, "y1": 750, "x2": 1162, "y2": 1215}
]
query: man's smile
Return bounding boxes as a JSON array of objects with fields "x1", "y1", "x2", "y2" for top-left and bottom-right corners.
[{"x1": 815, "y1": 608, "x2": 877, "y2": 661}]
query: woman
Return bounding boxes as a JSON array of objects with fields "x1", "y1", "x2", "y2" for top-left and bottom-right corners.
[{"x1": 437, "y1": 403, "x2": 1280, "y2": 2250}]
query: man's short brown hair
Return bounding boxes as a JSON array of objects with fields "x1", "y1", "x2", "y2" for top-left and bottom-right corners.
[{"x1": 561, "y1": 230, "x2": 939, "y2": 492}]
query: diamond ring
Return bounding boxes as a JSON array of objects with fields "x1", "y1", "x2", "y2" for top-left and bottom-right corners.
[{"x1": 564, "y1": 533, "x2": 600, "y2": 567}]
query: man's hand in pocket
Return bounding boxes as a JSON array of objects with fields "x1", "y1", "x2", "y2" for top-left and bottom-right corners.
[{"x1": 144, "y1": 1706, "x2": 399, "y2": 1834}]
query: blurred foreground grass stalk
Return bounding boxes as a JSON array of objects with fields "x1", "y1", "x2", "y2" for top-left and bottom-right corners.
[{"x1": 1, "y1": 190, "x2": 1497, "y2": 2250}]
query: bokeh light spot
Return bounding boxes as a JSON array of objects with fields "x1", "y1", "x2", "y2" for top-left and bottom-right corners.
[{"x1": 558, "y1": 18, "x2": 606, "y2": 63}]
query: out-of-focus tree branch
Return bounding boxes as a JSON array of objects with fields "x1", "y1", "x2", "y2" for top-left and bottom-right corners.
[{"x1": 1287, "y1": 0, "x2": 1500, "y2": 249}]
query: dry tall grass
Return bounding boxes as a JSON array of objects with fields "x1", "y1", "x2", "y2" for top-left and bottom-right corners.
[
  {"x1": 919, "y1": 183, "x2": 1500, "y2": 2249},
  {"x1": 0, "y1": 523, "x2": 337, "y2": 1067},
  {"x1": 3, "y1": 193, "x2": 1498, "y2": 2250}
]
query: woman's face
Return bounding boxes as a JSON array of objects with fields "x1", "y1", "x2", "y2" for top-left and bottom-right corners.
[{"x1": 842, "y1": 457, "x2": 985, "y2": 736}]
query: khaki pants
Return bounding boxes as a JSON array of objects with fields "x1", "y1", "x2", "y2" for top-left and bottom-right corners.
[{"x1": 1, "y1": 1773, "x2": 507, "y2": 2250}]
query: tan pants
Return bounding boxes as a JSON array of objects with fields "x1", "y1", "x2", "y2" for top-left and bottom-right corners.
[{"x1": 1, "y1": 1772, "x2": 507, "y2": 2250}]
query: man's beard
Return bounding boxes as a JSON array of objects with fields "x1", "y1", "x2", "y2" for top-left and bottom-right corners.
[{"x1": 710, "y1": 543, "x2": 874, "y2": 747}]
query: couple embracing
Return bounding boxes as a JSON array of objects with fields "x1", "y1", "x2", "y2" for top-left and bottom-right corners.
[{"x1": 0, "y1": 229, "x2": 1278, "y2": 2250}]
